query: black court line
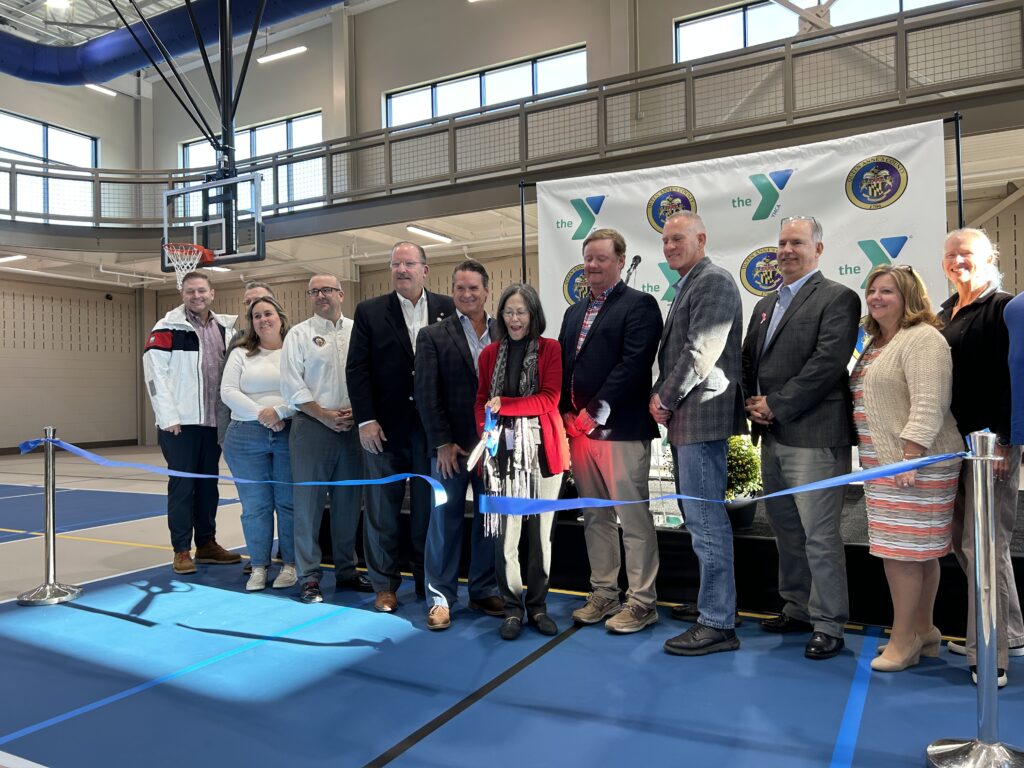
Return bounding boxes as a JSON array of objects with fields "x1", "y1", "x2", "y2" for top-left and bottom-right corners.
[{"x1": 363, "y1": 624, "x2": 583, "y2": 767}]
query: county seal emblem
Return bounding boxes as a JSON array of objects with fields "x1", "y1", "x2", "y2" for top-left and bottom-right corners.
[
  {"x1": 646, "y1": 186, "x2": 697, "y2": 232},
  {"x1": 846, "y1": 156, "x2": 908, "y2": 210},
  {"x1": 740, "y1": 247, "x2": 783, "y2": 297},
  {"x1": 562, "y1": 264, "x2": 590, "y2": 305}
]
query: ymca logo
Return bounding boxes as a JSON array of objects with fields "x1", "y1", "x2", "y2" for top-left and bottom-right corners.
[
  {"x1": 747, "y1": 170, "x2": 794, "y2": 220},
  {"x1": 857, "y1": 236, "x2": 909, "y2": 287},
  {"x1": 556, "y1": 195, "x2": 606, "y2": 240}
]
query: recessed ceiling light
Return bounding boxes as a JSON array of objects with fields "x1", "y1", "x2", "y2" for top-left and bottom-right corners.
[
  {"x1": 46, "y1": 0, "x2": 70, "y2": 10},
  {"x1": 257, "y1": 46, "x2": 307, "y2": 64},
  {"x1": 85, "y1": 84, "x2": 117, "y2": 97},
  {"x1": 0, "y1": 254, "x2": 27, "y2": 264}
]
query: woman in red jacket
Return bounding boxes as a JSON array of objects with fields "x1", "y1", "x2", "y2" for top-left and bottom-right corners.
[{"x1": 476, "y1": 283, "x2": 569, "y2": 640}]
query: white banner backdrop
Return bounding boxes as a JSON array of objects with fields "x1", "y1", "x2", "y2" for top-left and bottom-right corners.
[{"x1": 537, "y1": 121, "x2": 947, "y2": 335}]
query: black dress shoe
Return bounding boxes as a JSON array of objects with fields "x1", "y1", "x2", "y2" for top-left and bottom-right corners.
[
  {"x1": 760, "y1": 614, "x2": 814, "y2": 634},
  {"x1": 670, "y1": 603, "x2": 744, "y2": 626},
  {"x1": 805, "y1": 631, "x2": 845, "y2": 660},
  {"x1": 336, "y1": 573, "x2": 374, "y2": 593},
  {"x1": 530, "y1": 613, "x2": 558, "y2": 636},
  {"x1": 300, "y1": 581, "x2": 323, "y2": 604},
  {"x1": 664, "y1": 623, "x2": 740, "y2": 656},
  {"x1": 499, "y1": 617, "x2": 522, "y2": 640}
]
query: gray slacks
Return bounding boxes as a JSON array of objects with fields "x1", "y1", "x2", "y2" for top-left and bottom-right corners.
[
  {"x1": 570, "y1": 436, "x2": 659, "y2": 608},
  {"x1": 952, "y1": 443, "x2": 1024, "y2": 667},
  {"x1": 289, "y1": 412, "x2": 365, "y2": 584},
  {"x1": 761, "y1": 435, "x2": 851, "y2": 637}
]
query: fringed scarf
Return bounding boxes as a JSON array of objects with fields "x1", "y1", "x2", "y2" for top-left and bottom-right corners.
[{"x1": 482, "y1": 337, "x2": 539, "y2": 536}]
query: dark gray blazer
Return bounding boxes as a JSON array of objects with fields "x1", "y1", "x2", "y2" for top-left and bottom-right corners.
[
  {"x1": 741, "y1": 272, "x2": 860, "y2": 448},
  {"x1": 654, "y1": 257, "x2": 746, "y2": 445},
  {"x1": 414, "y1": 314, "x2": 483, "y2": 454}
]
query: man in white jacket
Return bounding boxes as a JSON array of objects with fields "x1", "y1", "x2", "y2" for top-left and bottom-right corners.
[{"x1": 143, "y1": 271, "x2": 239, "y2": 574}]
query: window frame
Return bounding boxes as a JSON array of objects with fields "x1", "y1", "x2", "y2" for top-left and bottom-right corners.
[
  {"x1": 0, "y1": 108, "x2": 97, "y2": 220},
  {"x1": 385, "y1": 46, "x2": 587, "y2": 128},
  {"x1": 674, "y1": 0, "x2": 943, "y2": 63},
  {"x1": 180, "y1": 111, "x2": 324, "y2": 215}
]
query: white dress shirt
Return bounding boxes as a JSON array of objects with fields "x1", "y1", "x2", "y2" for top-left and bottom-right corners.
[
  {"x1": 280, "y1": 314, "x2": 353, "y2": 410},
  {"x1": 399, "y1": 291, "x2": 429, "y2": 351}
]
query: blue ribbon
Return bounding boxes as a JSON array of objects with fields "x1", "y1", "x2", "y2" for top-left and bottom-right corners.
[
  {"x1": 479, "y1": 451, "x2": 968, "y2": 517},
  {"x1": 18, "y1": 438, "x2": 448, "y2": 507}
]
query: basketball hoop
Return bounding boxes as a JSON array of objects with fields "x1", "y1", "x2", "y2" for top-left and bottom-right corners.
[{"x1": 162, "y1": 243, "x2": 215, "y2": 289}]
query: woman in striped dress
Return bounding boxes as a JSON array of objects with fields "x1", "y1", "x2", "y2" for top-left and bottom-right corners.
[{"x1": 851, "y1": 265, "x2": 963, "y2": 673}]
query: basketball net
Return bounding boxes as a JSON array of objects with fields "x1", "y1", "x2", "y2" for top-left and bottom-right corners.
[{"x1": 163, "y1": 243, "x2": 215, "y2": 289}]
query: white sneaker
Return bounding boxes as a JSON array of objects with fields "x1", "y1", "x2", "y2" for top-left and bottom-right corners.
[
  {"x1": 949, "y1": 639, "x2": 1024, "y2": 657},
  {"x1": 273, "y1": 564, "x2": 298, "y2": 589},
  {"x1": 246, "y1": 566, "x2": 267, "y2": 591},
  {"x1": 971, "y1": 665, "x2": 1008, "y2": 688}
]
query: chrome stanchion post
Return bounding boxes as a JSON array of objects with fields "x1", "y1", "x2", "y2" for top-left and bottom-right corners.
[
  {"x1": 17, "y1": 427, "x2": 83, "y2": 606},
  {"x1": 927, "y1": 431, "x2": 1024, "y2": 767}
]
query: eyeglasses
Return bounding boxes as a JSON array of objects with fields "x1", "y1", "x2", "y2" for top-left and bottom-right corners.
[
  {"x1": 780, "y1": 215, "x2": 819, "y2": 226},
  {"x1": 892, "y1": 264, "x2": 914, "y2": 274},
  {"x1": 306, "y1": 286, "x2": 342, "y2": 297},
  {"x1": 389, "y1": 260, "x2": 425, "y2": 270},
  {"x1": 502, "y1": 309, "x2": 529, "y2": 319}
]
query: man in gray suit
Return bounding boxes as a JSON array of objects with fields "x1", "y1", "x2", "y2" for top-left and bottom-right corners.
[
  {"x1": 651, "y1": 212, "x2": 746, "y2": 656},
  {"x1": 741, "y1": 215, "x2": 860, "y2": 661}
]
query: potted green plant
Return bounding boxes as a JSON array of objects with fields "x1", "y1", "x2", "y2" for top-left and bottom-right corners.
[{"x1": 725, "y1": 434, "x2": 761, "y2": 532}]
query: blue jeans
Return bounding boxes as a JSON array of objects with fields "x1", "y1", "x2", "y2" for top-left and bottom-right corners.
[
  {"x1": 223, "y1": 419, "x2": 295, "y2": 567},
  {"x1": 672, "y1": 440, "x2": 735, "y2": 629},
  {"x1": 424, "y1": 457, "x2": 497, "y2": 610}
]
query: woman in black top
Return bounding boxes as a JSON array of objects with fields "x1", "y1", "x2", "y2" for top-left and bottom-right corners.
[{"x1": 937, "y1": 227, "x2": 1023, "y2": 687}]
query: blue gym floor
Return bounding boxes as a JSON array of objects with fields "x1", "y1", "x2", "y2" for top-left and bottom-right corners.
[
  {"x1": 0, "y1": 483, "x2": 239, "y2": 542},
  {"x1": 1, "y1": 485, "x2": 1022, "y2": 767}
]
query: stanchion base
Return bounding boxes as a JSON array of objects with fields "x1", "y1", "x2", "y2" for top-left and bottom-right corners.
[
  {"x1": 17, "y1": 582, "x2": 83, "y2": 606},
  {"x1": 927, "y1": 738, "x2": 1024, "y2": 767}
]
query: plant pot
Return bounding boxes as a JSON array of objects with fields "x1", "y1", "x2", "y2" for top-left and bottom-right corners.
[{"x1": 725, "y1": 496, "x2": 757, "y2": 533}]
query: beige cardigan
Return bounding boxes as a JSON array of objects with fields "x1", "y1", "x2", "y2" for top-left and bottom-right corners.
[{"x1": 859, "y1": 322, "x2": 964, "y2": 465}]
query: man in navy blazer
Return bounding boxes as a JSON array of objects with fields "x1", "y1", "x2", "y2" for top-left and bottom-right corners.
[
  {"x1": 414, "y1": 260, "x2": 503, "y2": 629},
  {"x1": 741, "y1": 216, "x2": 860, "y2": 661},
  {"x1": 652, "y1": 212, "x2": 746, "y2": 657},
  {"x1": 347, "y1": 241, "x2": 456, "y2": 613},
  {"x1": 558, "y1": 228, "x2": 663, "y2": 634}
]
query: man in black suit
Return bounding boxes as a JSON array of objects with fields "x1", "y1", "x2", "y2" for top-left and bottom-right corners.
[
  {"x1": 347, "y1": 241, "x2": 456, "y2": 613},
  {"x1": 741, "y1": 215, "x2": 860, "y2": 660},
  {"x1": 558, "y1": 228, "x2": 664, "y2": 634},
  {"x1": 415, "y1": 260, "x2": 503, "y2": 630}
]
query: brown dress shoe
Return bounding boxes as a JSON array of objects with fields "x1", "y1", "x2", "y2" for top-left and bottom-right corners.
[
  {"x1": 172, "y1": 551, "x2": 197, "y2": 574},
  {"x1": 374, "y1": 590, "x2": 398, "y2": 613},
  {"x1": 468, "y1": 595, "x2": 505, "y2": 617},
  {"x1": 426, "y1": 605, "x2": 451, "y2": 630},
  {"x1": 194, "y1": 539, "x2": 242, "y2": 564}
]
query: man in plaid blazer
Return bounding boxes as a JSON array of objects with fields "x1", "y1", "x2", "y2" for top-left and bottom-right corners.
[
  {"x1": 652, "y1": 212, "x2": 746, "y2": 657},
  {"x1": 741, "y1": 216, "x2": 860, "y2": 661},
  {"x1": 414, "y1": 260, "x2": 503, "y2": 630}
]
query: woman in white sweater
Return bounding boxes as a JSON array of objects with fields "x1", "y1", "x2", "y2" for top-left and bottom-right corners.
[
  {"x1": 850, "y1": 265, "x2": 963, "y2": 673},
  {"x1": 221, "y1": 297, "x2": 297, "y2": 591}
]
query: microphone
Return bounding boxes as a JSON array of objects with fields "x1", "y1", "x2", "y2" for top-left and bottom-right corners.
[{"x1": 624, "y1": 254, "x2": 642, "y2": 285}]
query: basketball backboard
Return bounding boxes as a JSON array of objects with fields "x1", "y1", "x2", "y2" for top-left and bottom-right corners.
[{"x1": 161, "y1": 172, "x2": 266, "y2": 272}]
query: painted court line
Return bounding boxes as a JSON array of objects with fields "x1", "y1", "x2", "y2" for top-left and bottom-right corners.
[
  {"x1": 829, "y1": 627, "x2": 881, "y2": 768},
  {"x1": 363, "y1": 624, "x2": 583, "y2": 767},
  {"x1": 0, "y1": 604, "x2": 357, "y2": 747}
]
